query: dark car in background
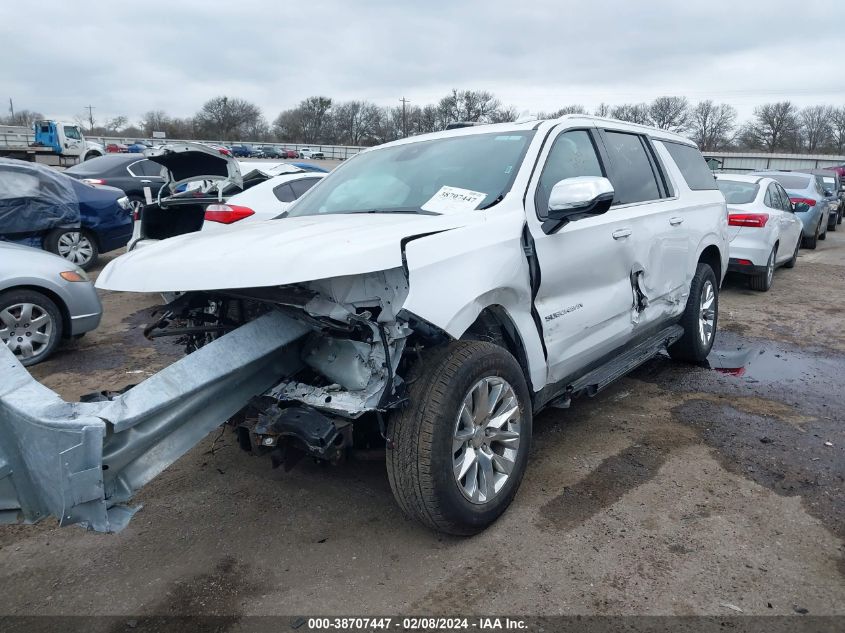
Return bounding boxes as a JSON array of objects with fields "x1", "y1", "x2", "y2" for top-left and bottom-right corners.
[
  {"x1": 231, "y1": 144, "x2": 254, "y2": 157},
  {"x1": 260, "y1": 146, "x2": 286, "y2": 158},
  {"x1": 0, "y1": 158, "x2": 133, "y2": 270},
  {"x1": 65, "y1": 153, "x2": 167, "y2": 215},
  {"x1": 813, "y1": 169, "x2": 843, "y2": 226}
]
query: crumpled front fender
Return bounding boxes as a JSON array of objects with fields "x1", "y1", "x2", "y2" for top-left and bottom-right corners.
[{"x1": 0, "y1": 310, "x2": 308, "y2": 532}]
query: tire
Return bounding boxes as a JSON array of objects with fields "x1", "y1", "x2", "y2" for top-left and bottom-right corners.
[
  {"x1": 386, "y1": 341, "x2": 532, "y2": 535},
  {"x1": 749, "y1": 246, "x2": 775, "y2": 292},
  {"x1": 830, "y1": 214, "x2": 838, "y2": 231},
  {"x1": 783, "y1": 234, "x2": 800, "y2": 269},
  {"x1": 0, "y1": 289, "x2": 63, "y2": 366},
  {"x1": 803, "y1": 222, "x2": 819, "y2": 250},
  {"x1": 819, "y1": 220, "x2": 827, "y2": 240},
  {"x1": 44, "y1": 228, "x2": 99, "y2": 270},
  {"x1": 668, "y1": 263, "x2": 718, "y2": 363}
]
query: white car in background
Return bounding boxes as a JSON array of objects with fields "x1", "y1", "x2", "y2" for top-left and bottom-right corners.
[
  {"x1": 297, "y1": 147, "x2": 325, "y2": 160},
  {"x1": 202, "y1": 172, "x2": 325, "y2": 230},
  {"x1": 715, "y1": 174, "x2": 803, "y2": 291}
]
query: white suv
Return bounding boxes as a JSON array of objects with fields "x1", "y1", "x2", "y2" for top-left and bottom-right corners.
[{"x1": 1, "y1": 116, "x2": 729, "y2": 535}]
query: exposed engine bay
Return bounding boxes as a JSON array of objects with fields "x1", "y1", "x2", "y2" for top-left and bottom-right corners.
[{"x1": 142, "y1": 267, "x2": 439, "y2": 470}]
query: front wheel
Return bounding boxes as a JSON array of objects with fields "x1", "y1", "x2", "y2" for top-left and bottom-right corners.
[
  {"x1": 0, "y1": 289, "x2": 63, "y2": 366},
  {"x1": 668, "y1": 263, "x2": 718, "y2": 363},
  {"x1": 387, "y1": 341, "x2": 532, "y2": 535}
]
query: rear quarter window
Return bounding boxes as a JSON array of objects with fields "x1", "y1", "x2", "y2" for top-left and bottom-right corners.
[{"x1": 662, "y1": 141, "x2": 717, "y2": 190}]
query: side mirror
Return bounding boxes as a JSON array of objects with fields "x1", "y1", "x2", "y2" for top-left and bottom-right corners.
[
  {"x1": 824, "y1": 189, "x2": 834, "y2": 197},
  {"x1": 793, "y1": 201, "x2": 810, "y2": 213},
  {"x1": 544, "y1": 176, "x2": 614, "y2": 233}
]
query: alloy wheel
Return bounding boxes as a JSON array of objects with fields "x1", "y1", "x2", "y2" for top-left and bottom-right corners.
[
  {"x1": 452, "y1": 376, "x2": 522, "y2": 504},
  {"x1": 0, "y1": 302, "x2": 54, "y2": 361},
  {"x1": 698, "y1": 280, "x2": 715, "y2": 347}
]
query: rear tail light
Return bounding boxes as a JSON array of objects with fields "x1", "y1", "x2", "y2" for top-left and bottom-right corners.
[
  {"x1": 789, "y1": 197, "x2": 816, "y2": 207},
  {"x1": 728, "y1": 213, "x2": 769, "y2": 228},
  {"x1": 83, "y1": 178, "x2": 105, "y2": 185},
  {"x1": 735, "y1": 259, "x2": 753, "y2": 266},
  {"x1": 204, "y1": 204, "x2": 255, "y2": 224}
]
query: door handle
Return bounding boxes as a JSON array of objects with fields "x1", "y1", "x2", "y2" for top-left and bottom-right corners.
[
  {"x1": 612, "y1": 228, "x2": 632, "y2": 240},
  {"x1": 140, "y1": 179, "x2": 152, "y2": 183},
  {"x1": 669, "y1": 217, "x2": 684, "y2": 226}
]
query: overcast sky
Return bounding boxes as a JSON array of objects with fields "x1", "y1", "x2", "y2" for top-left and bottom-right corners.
[{"x1": 3, "y1": 0, "x2": 843, "y2": 127}]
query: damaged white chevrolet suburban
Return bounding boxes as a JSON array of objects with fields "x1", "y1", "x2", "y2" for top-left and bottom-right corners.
[{"x1": 0, "y1": 116, "x2": 728, "y2": 535}]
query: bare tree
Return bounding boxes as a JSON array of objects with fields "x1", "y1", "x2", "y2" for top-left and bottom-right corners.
[
  {"x1": 194, "y1": 96, "x2": 265, "y2": 141},
  {"x1": 610, "y1": 103, "x2": 652, "y2": 125},
  {"x1": 831, "y1": 107, "x2": 845, "y2": 154},
  {"x1": 139, "y1": 110, "x2": 171, "y2": 136},
  {"x1": 689, "y1": 100, "x2": 737, "y2": 151},
  {"x1": 799, "y1": 105, "x2": 834, "y2": 152},
  {"x1": 437, "y1": 89, "x2": 504, "y2": 126},
  {"x1": 594, "y1": 103, "x2": 612, "y2": 117},
  {"x1": 0, "y1": 109, "x2": 44, "y2": 127},
  {"x1": 744, "y1": 101, "x2": 800, "y2": 152},
  {"x1": 332, "y1": 100, "x2": 383, "y2": 145},
  {"x1": 488, "y1": 105, "x2": 519, "y2": 123},
  {"x1": 649, "y1": 96, "x2": 690, "y2": 132},
  {"x1": 104, "y1": 115, "x2": 128, "y2": 134},
  {"x1": 542, "y1": 105, "x2": 587, "y2": 118}
]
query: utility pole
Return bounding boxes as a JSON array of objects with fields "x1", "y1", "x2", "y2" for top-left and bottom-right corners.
[
  {"x1": 9, "y1": 98, "x2": 15, "y2": 123},
  {"x1": 400, "y1": 97, "x2": 410, "y2": 137},
  {"x1": 85, "y1": 104, "x2": 95, "y2": 132}
]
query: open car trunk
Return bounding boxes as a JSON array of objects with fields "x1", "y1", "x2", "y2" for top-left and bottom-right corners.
[{"x1": 133, "y1": 146, "x2": 295, "y2": 246}]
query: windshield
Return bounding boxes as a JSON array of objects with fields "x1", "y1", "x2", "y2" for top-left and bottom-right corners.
[
  {"x1": 717, "y1": 179, "x2": 758, "y2": 204},
  {"x1": 286, "y1": 130, "x2": 535, "y2": 217}
]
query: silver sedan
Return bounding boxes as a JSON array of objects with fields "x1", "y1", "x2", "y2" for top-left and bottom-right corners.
[{"x1": 0, "y1": 241, "x2": 102, "y2": 366}]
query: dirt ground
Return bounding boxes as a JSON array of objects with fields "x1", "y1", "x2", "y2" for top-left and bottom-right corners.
[{"x1": 1, "y1": 230, "x2": 844, "y2": 621}]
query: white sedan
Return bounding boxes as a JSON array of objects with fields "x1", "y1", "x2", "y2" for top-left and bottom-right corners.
[
  {"x1": 201, "y1": 171, "x2": 325, "y2": 231},
  {"x1": 715, "y1": 174, "x2": 803, "y2": 291}
]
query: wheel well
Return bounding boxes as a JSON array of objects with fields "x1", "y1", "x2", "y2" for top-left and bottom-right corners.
[
  {"x1": 461, "y1": 306, "x2": 533, "y2": 393},
  {"x1": 698, "y1": 245, "x2": 722, "y2": 281},
  {"x1": 1, "y1": 285, "x2": 71, "y2": 338}
]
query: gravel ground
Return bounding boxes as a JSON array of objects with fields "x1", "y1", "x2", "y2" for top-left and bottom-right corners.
[{"x1": 1, "y1": 230, "x2": 843, "y2": 621}]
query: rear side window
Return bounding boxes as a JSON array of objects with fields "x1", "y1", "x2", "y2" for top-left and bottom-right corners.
[
  {"x1": 602, "y1": 131, "x2": 661, "y2": 205},
  {"x1": 663, "y1": 142, "x2": 717, "y2": 190},
  {"x1": 273, "y1": 183, "x2": 296, "y2": 203},
  {"x1": 129, "y1": 160, "x2": 163, "y2": 177},
  {"x1": 290, "y1": 178, "x2": 320, "y2": 198},
  {"x1": 768, "y1": 174, "x2": 810, "y2": 190}
]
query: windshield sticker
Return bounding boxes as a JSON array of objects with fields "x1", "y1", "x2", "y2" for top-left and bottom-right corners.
[
  {"x1": 494, "y1": 135, "x2": 523, "y2": 141},
  {"x1": 422, "y1": 186, "x2": 487, "y2": 213}
]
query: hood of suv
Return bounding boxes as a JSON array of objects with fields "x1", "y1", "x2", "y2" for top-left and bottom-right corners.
[
  {"x1": 145, "y1": 142, "x2": 242, "y2": 190},
  {"x1": 96, "y1": 212, "x2": 476, "y2": 292}
]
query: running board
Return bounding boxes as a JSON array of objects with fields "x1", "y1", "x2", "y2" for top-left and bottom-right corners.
[{"x1": 568, "y1": 324, "x2": 684, "y2": 397}]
